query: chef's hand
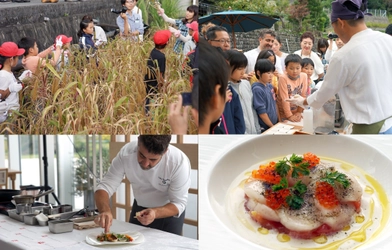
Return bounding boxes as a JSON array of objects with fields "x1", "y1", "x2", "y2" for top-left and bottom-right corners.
[
  {"x1": 135, "y1": 209, "x2": 155, "y2": 226},
  {"x1": 94, "y1": 212, "x2": 113, "y2": 233},
  {"x1": 286, "y1": 95, "x2": 306, "y2": 108}
]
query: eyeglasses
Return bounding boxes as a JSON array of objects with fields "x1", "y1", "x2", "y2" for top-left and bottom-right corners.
[{"x1": 210, "y1": 39, "x2": 231, "y2": 44}]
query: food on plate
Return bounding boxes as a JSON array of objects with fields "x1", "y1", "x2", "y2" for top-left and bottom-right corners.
[
  {"x1": 244, "y1": 153, "x2": 363, "y2": 239},
  {"x1": 96, "y1": 232, "x2": 133, "y2": 242}
]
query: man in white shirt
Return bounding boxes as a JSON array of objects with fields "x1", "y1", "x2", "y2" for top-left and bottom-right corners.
[
  {"x1": 94, "y1": 135, "x2": 191, "y2": 235},
  {"x1": 244, "y1": 29, "x2": 283, "y2": 78},
  {"x1": 287, "y1": 0, "x2": 392, "y2": 134}
]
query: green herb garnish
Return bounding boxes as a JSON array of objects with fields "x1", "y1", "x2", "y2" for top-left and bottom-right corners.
[
  {"x1": 272, "y1": 154, "x2": 312, "y2": 210},
  {"x1": 286, "y1": 194, "x2": 304, "y2": 210},
  {"x1": 272, "y1": 178, "x2": 288, "y2": 191},
  {"x1": 320, "y1": 171, "x2": 351, "y2": 189}
]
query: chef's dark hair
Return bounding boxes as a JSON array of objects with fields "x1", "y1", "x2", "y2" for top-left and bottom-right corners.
[{"x1": 138, "y1": 135, "x2": 172, "y2": 155}]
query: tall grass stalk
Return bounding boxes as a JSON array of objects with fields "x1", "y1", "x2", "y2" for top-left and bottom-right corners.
[{"x1": 1, "y1": 35, "x2": 196, "y2": 134}]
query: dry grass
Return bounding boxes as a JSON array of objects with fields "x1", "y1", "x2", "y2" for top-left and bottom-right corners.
[{"x1": 1, "y1": 34, "x2": 196, "y2": 134}]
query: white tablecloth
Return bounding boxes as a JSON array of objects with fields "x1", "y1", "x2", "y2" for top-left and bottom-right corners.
[
  {"x1": 199, "y1": 135, "x2": 392, "y2": 250},
  {"x1": 0, "y1": 214, "x2": 198, "y2": 250}
]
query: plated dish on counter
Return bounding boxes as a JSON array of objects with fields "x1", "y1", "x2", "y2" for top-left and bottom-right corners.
[{"x1": 85, "y1": 231, "x2": 144, "y2": 246}]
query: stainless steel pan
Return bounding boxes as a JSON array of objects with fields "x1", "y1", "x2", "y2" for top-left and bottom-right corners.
[{"x1": 12, "y1": 189, "x2": 54, "y2": 204}]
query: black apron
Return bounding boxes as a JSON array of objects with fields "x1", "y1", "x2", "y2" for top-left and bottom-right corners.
[{"x1": 129, "y1": 199, "x2": 185, "y2": 236}]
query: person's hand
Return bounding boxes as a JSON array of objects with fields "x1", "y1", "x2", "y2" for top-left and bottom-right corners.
[
  {"x1": 94, "y1": 40, "x2": 103, "y2": 47},
  {"x1": 19, "y1": 70, "x2": 32, "y2": 81},
  {"x1": 157, "y1": 6, "x2": 164, "y2": 16},
  {"x1": 94, "y1": 212, "x2": 113, "y2": 233},
  {"x1": 120, "y1": 12, "x2": 127, "y2": 20},
  {"x1": 8, "y1": 82, "x2": 23, "y2": 93},
  {"x1": 226, "y1": 88, "x2": 232, "y2": 103},
  {"x1": 55, "y1": 37, "x2": 63, "y2": 49},
  {"x1": 286, "y1": 94, "x2": 306, "y2": 108},
  {"x1": 0, "y1": 89, "x2": 11, "y2": 100},
  {"x1": 168, "y1": 94, "x2": 189, "y2": 135},
  {"x1": 288, "y1": 113, "x2": 301, "y2": 122},
  {"x1": 135, "y1": 209, "x2": 156, "y2": 226},
  {"x1": 168, "y1": 26, "x2": 180, "y2": 37}
]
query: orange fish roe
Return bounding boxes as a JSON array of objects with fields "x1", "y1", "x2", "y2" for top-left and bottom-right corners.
[
  {"x1": 265, "y1": 189, "x2": 291, "y2": 210},
  {"x1": 252, "y1": 162, "x2": 281, "y2": 184},
  {"x1": 303, "y1": 152, "x2": 320, "y2": 168},
  {"x1": 315, "y1": 182, "x2": 339, "y2": 209}
]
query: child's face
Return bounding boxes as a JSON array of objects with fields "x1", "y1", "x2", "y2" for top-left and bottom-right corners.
[
  {"x1": 231, "y1": 67, "x2": 245, "y2": 82},
  {"x1": 258, "y1": 71, "x2": 274, "y2": 84},
  {"x1": 302, "y1": 64, "x2": 314, "y2": 79},
  {"x1": 63, "y1": 42, "x2": 71, "y2": 49},
  {"x1": 83, "y1": 22, "x2": 94, "y2": 35},
  {"x1": 286, "y1": 62, "x2": 302, "y2": 79},
  {"x1": 31, "y1": 42, "x2": 39, "y2": 56}
]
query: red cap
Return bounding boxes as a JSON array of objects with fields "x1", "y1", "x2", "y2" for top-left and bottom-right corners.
[
  {"x1": 56, "y1": 34, "x2": 73, "y2": 44},
  {"x1": 192, "y1": 31, "x2": 199, "y2": 43},
  {"x1": 186, "y1": 21, "x2": 198, "y2": 31},
  {"x1": 0, "y1": 42, "x2": 25, "y2": 57},
  {"x1": 153, "y1": 30, "x2": 171, "y2": 45}
]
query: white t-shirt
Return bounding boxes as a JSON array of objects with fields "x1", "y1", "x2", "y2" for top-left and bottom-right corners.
[
  {"x1": 244, "y1": 47, "x2": 283, "y2": 75},
  {"x1": 294, "y1": 50, "x2": 324, "y2": 81},
  {"x1": 0, "y1": 70, "x2": 20, "y2": 111},
  {"x1": 93, "y1": 25, "x2": 108, "y2": 43},
  {"x1": 96, "y1": 141, "x2": 191, "y2": 217},
  {"x1": 307, "y1": 28, "x2": 392, "y2": 131}
]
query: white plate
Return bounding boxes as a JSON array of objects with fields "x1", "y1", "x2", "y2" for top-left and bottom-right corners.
[
  {"x1": 85, "y1": 231, "x2": 145, "y2": 246},
  {"x1": 206, "y1": 135, "x2": 392, "y2": 250}
]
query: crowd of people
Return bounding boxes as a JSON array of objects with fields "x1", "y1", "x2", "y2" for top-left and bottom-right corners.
[
  {"x1": 0, "y1": 1, "x2": 199, "y2": 130},
  {"x1": 200, "y1": 0, "x2": 392, "y2": 134}
]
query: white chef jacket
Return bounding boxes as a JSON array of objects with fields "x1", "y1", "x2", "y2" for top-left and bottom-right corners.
[
  {"x1": 97, "y1": 141, "x2": 191, "y2": 217},
  {"x1": 307, "y1": 28, "x2": 392, "y2": 130}
]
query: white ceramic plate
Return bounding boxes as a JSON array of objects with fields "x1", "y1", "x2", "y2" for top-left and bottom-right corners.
[
  {"x1": 207, "y1": 135, "x2": 392, "y2": 250},
  {"x1": 85, "y1": 231, "x2": 145, "y2": 246}
]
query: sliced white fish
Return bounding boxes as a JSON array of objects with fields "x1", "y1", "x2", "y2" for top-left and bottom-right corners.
[
  {"x1": 244, "y1": 179, "x2": 267, "y2": 205},
  {"x1": 246, "y1": 198, "x2": 280, "y2": 222}
]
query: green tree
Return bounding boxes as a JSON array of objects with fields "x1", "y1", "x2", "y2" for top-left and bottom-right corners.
[
  {"x1": 288, "y1": 0, "x2": 310, "y2": 33},
  {"x1": 306, "y1": 0, "x2": 329, "y2": 31}
]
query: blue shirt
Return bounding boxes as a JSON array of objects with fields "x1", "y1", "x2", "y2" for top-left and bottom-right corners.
[
  {"x1": 116, "y1": 12, "x2": 144, "y2": 35},
  {"x1": 219, "y1": 85, "x2": 245, "y2": 134},
  {"x1": 252, "y1": 82, "x2": 278, "y2": 132}
]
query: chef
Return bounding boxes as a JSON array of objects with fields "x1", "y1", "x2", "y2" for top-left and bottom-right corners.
[
  {"x1": 287, "y1": 0, "x2": 392, "y2": 134},
  {"x1": 94, "y1": 135, "x2": 191, "y2": 235}
]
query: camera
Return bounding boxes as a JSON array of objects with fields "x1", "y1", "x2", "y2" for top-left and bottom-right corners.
[
  {"x1": 111, "y1": 6, "x2": 128, "y2": 14},
  {"x1": 328, "y1": 33, "x2": 339, "y2": 39},
  {"x1": 181, "y1": 92, "x2": 192, "y2": 106}
]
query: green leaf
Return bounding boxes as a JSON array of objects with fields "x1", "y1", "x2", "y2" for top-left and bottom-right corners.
[
  {"x1": 286, "y1": 195, "x2": 304, "y2": 210},
  {"x1": 293, "y1": 181, "x2": 307, "y2": 195},
  {"x1": 275, "y1": 160, "x2": 290, "y2": 177},
  {"x1": 320, "y1": 171, "x2": 351, "y2": 189},
  {"x1": 272, "y1": 178, "x2": 288, "y2": 191},
  {"x1": 289, "y1": 154, "x2": 303, "y2": 164}
]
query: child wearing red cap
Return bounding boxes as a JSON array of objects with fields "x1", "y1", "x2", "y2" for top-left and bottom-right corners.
[
  {"x1": 144, "y1": 30, "x2": 171, "y2": 113},
  {"x1": 18, "y1": 36, "x2": 63, "y2": 74},
  {"x1": 0, "y1": 42, "x2": 25, "y2": 123},
  {"x1": 52, "y1": 35, "x2": 73, "y2": 70}
]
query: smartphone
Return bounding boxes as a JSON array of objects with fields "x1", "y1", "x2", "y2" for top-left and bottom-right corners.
[{"x1": 181, "y1": 92, "x2": 192, "y2": 106}]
